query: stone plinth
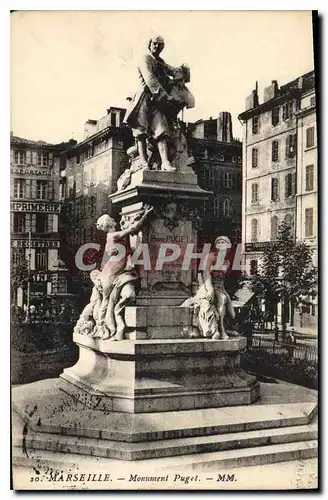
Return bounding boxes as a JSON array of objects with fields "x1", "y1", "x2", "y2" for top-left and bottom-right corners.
[
  {"x1": 60, "y1": 335, "x2": 259, "y2": 414},
  {"x1": 110, "y1": 170, "x2": 210, "y2": 339},
  {"x1": 111, "y1": 170, "x2": 209, "y2": 206}
]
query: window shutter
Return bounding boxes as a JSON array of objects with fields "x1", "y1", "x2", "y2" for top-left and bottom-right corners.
[
  {"x1": 292, "y1": 134, "x2": 297, "y2": 155},
  {"x1": 271, "y1": 179, "x2": 275, "y2": 200},
  {"x1": 48, "y1": 153, "x2": 54, "y2": 166},
  {"x1": 48, "y1": 214, "x2": 54, "y2": 233},
  {"x1": 48, "y1": 180, "x2": 54, "y2": 200},
  {"x1": 31, "y1": 180, "x2": 37, "y2": 199},
  {"x1": 25, "y1": 179, "x2": 31, "y2": 198},
  {"x1": 285, "y1": 175, "x2": 289, "y2": 198},
  {"x1": 32, "y1": 152, "x2": 38, "y2": 165},
  {"x1": 26, "y1": 151, "x2": 31, "y2": 164},
  {"x1": 282, "y1": 104, "x2": 286, "y2": 121},
  {"x1": 292, "y1": 172, "x2": 296, "y2": 195},
  {"x1": 31, "y1": 214, "x2": 36, "y2": 233},
  {"x1": 25, "y1": 214, "x2": 31, "y2": 233}
]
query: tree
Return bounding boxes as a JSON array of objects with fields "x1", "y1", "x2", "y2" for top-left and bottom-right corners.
[
  {"x1": 10, "y1": 249, "x2": 29, "y2": 303},
  {"x1": 251, "y1": 222, "x2": 317, "y2": 335}
]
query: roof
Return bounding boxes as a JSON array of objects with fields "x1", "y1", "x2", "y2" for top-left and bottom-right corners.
[
  {"x1": 11, "y1": 135, "x2": 54, "y2": 146},
  {"x1": 239, "y1": 69, "x2": 315, "y2": 121}
]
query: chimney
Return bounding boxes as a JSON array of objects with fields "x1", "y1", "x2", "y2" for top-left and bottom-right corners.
[
  {"x1": 263, "y1": 80, "x2": 279, "y2": 102},
  {"x1": 245, "y1": 82, "x2": 259, "y2": 110},
  {"x1": 217, "y1": 112, "x2": 233, "y2": 143},
  {"x1": 84, "y1": 119, "x2": 98, "y2": 139},
  {"x1": 298, "y1": 76, "x2": 304, "y2": 89}
]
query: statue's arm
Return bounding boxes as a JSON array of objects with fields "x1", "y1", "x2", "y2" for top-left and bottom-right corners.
[{"x1": 115, "y1": 206, "x2": 153, "y2": 239}]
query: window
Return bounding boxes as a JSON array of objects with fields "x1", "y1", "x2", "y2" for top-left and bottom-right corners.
[
  {"x1": 271, "y1": 215, "x2": 278, "y2": 241},
  {"x1": 13, "y1": 213, "x2": 25, "y2": 233},
  {"x1": 285, "y1": 172, "x2": 296, "y2": 197},
  {"x1": 272, "y1": 141, "x2": 279, "y2": 162},
  {"x1": 250, "y1": 259, "x2": 258, "y2": 275},
  {"x1": 282, "y1": 101, "x2": 293, "y2": 121},
  {"x1": 12, "y1": 248, "x2": 26, "y2": 267},
  {"x1": 251, "y1": 183, "x2": 259, "y2": 204},
  {"x1": 252, "y1": 148, "x2": 258, "y2": 168},
  {"x1": 271, "y1": 178, "x2": 279, "y2": 202},
  {"x1": 36, "y1": 180, "x2": 47, "y2": 200},
  {"x1": 305, "y1": 208, "x2": 314, "y2": 237},
  {"x1": 224, "y1": 172, "x2": 233, "y2": 189},
  {"x1": 272, "y1": 107, "x2": 280, "y2": 126},
  {"x1": 305, "y1": 165, "x2": 314, "y2": 192},
  {"x1": 209, "y1": 169, "x2": 215, "y2": 186},
  {"x1": 285, "y1": 134, "x2": 296, "y2": 158},
  {"x1": 35, "y1": 248, "x2": 48, "y2": 270},
  {"x1": 13, "y1": 179, "x2": 26, "y2": 199},
  {"x1": 213, "y1": 198, "x2": 220, "y2": 217},
  {"x1": 35, "y1": 213, "x2": 47, "y2": 233},
  {"x1": 13, "y1": 151, "x2": 26, "y2": 165},
  {"x1": 219, "y1": 154, "x2": 225, "y2": 162},
  {"x1": 310, "y1": 96, "x2": 316, "y2": 107},
  {"x1": 223, "y1": 199, "x2": 230, "y2": 217},
  {"x1": 37, "y1": 153, "x2": 49, "y2": 166},
  {"x1": 284, "y1": 213, "x2": 294, "y2": 235},
  {"x1": 306, "y1": 127, "x2": 315, "y2": 148},
  {"x1": 252, "y1": 116, "x2": 260, "y2": 134},
  {"x1": 251, "y1": 219, "x2": 258, "y2": 242},
  {"x1": 232, "y1": 156, "x2": 236, "y2": 163}
]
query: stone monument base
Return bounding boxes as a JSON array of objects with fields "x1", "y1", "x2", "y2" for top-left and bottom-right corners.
[
  {"x1": 59, "y1": 335, "x2": 259, "y2": 413},
  {"x1": 12, "y1": 380, "x2": 317, "y2": 468}
]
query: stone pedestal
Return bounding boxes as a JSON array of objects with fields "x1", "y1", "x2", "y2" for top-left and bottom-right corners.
[
  {"x1": 111, "y1": 169, "x2": 210, "y2": 338},
  {"x1": 60, "y1": 334, "x2": 259, "y2": 413}
]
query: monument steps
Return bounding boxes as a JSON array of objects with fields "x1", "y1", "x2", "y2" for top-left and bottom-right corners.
[
  {"x1": 12, "y1": 439, "x2": 317, "y2": 473},
  {"x1": 13, "y1": 420, "x2": 317, "y2": 461}
]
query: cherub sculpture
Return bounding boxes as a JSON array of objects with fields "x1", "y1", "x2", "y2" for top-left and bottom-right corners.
[{"x1": 73, "y1": 205, "x2": 153, "y2": 341}]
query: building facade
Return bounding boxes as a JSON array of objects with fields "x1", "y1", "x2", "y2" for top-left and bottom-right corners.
[
  {"x1": 188, "y1": 111, "x2": 242, "y2": 245},
  {"x1": 294, "y1": 84, "x2": 317, "y2": 325},
  {"x1": 59, "y1": 107, "x2": 133, "y2": 288},
  {"x1": 10, "y1": 134, "x2": 76, "y2": 309},
  {"x1": 239, "y1": 71, "x2": 315, "y2": 278}
]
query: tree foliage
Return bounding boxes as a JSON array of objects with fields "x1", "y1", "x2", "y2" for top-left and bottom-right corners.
[{"x1": 251, "y1": 222, "x2": 317, "y2": 327}]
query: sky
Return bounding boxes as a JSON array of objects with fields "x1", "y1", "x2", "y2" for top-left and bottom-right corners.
[{"x1": 11, "y1": 10, "x2": 315, "y2": 144}]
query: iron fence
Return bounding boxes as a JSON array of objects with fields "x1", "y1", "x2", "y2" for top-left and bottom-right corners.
[{"x1": 250, "y1": 337, "x2": 318, "y2": 365}]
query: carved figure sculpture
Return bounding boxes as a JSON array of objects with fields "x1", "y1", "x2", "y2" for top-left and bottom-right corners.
[
  {"x1": 73, "y1": 205, "x2": 153, "y2": 341},
  {"x1": 124, "y1": 35, "x2": 195, "y2": 173},
  {"x1": 181, "y1": 236, "x2": 237, "y2": 340}
]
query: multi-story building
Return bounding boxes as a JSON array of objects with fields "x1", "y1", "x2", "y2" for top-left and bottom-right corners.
[
  {"x1": 238, "y1": 70, "x2": 315, "y2": 277},
  {"x1": 295, "y1": 81, "x2": 317, "y2": 325},
  {"x1": 59, "y1": 107, "x2": 133, "y2": 286},
  {"x1": 187, "y1": 111, "x2": 242, "y2": 245},
  {"x1": 10, "y1": 134, "x2": 76, "y2": 309}
]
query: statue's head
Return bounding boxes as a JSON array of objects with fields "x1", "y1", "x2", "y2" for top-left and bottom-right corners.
[
  {"x1": 148, "y1": 35, "x2": 165, "y2": 57},
  {"x1": 173, "y1": 64, "x2": 191, "y2": 84},
  {"x1": 214, "y1": 235, "x2": 231, "y2": 250},
  {"x1": 96, "y1": 214, "x2": 116, "y2": 233}
]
